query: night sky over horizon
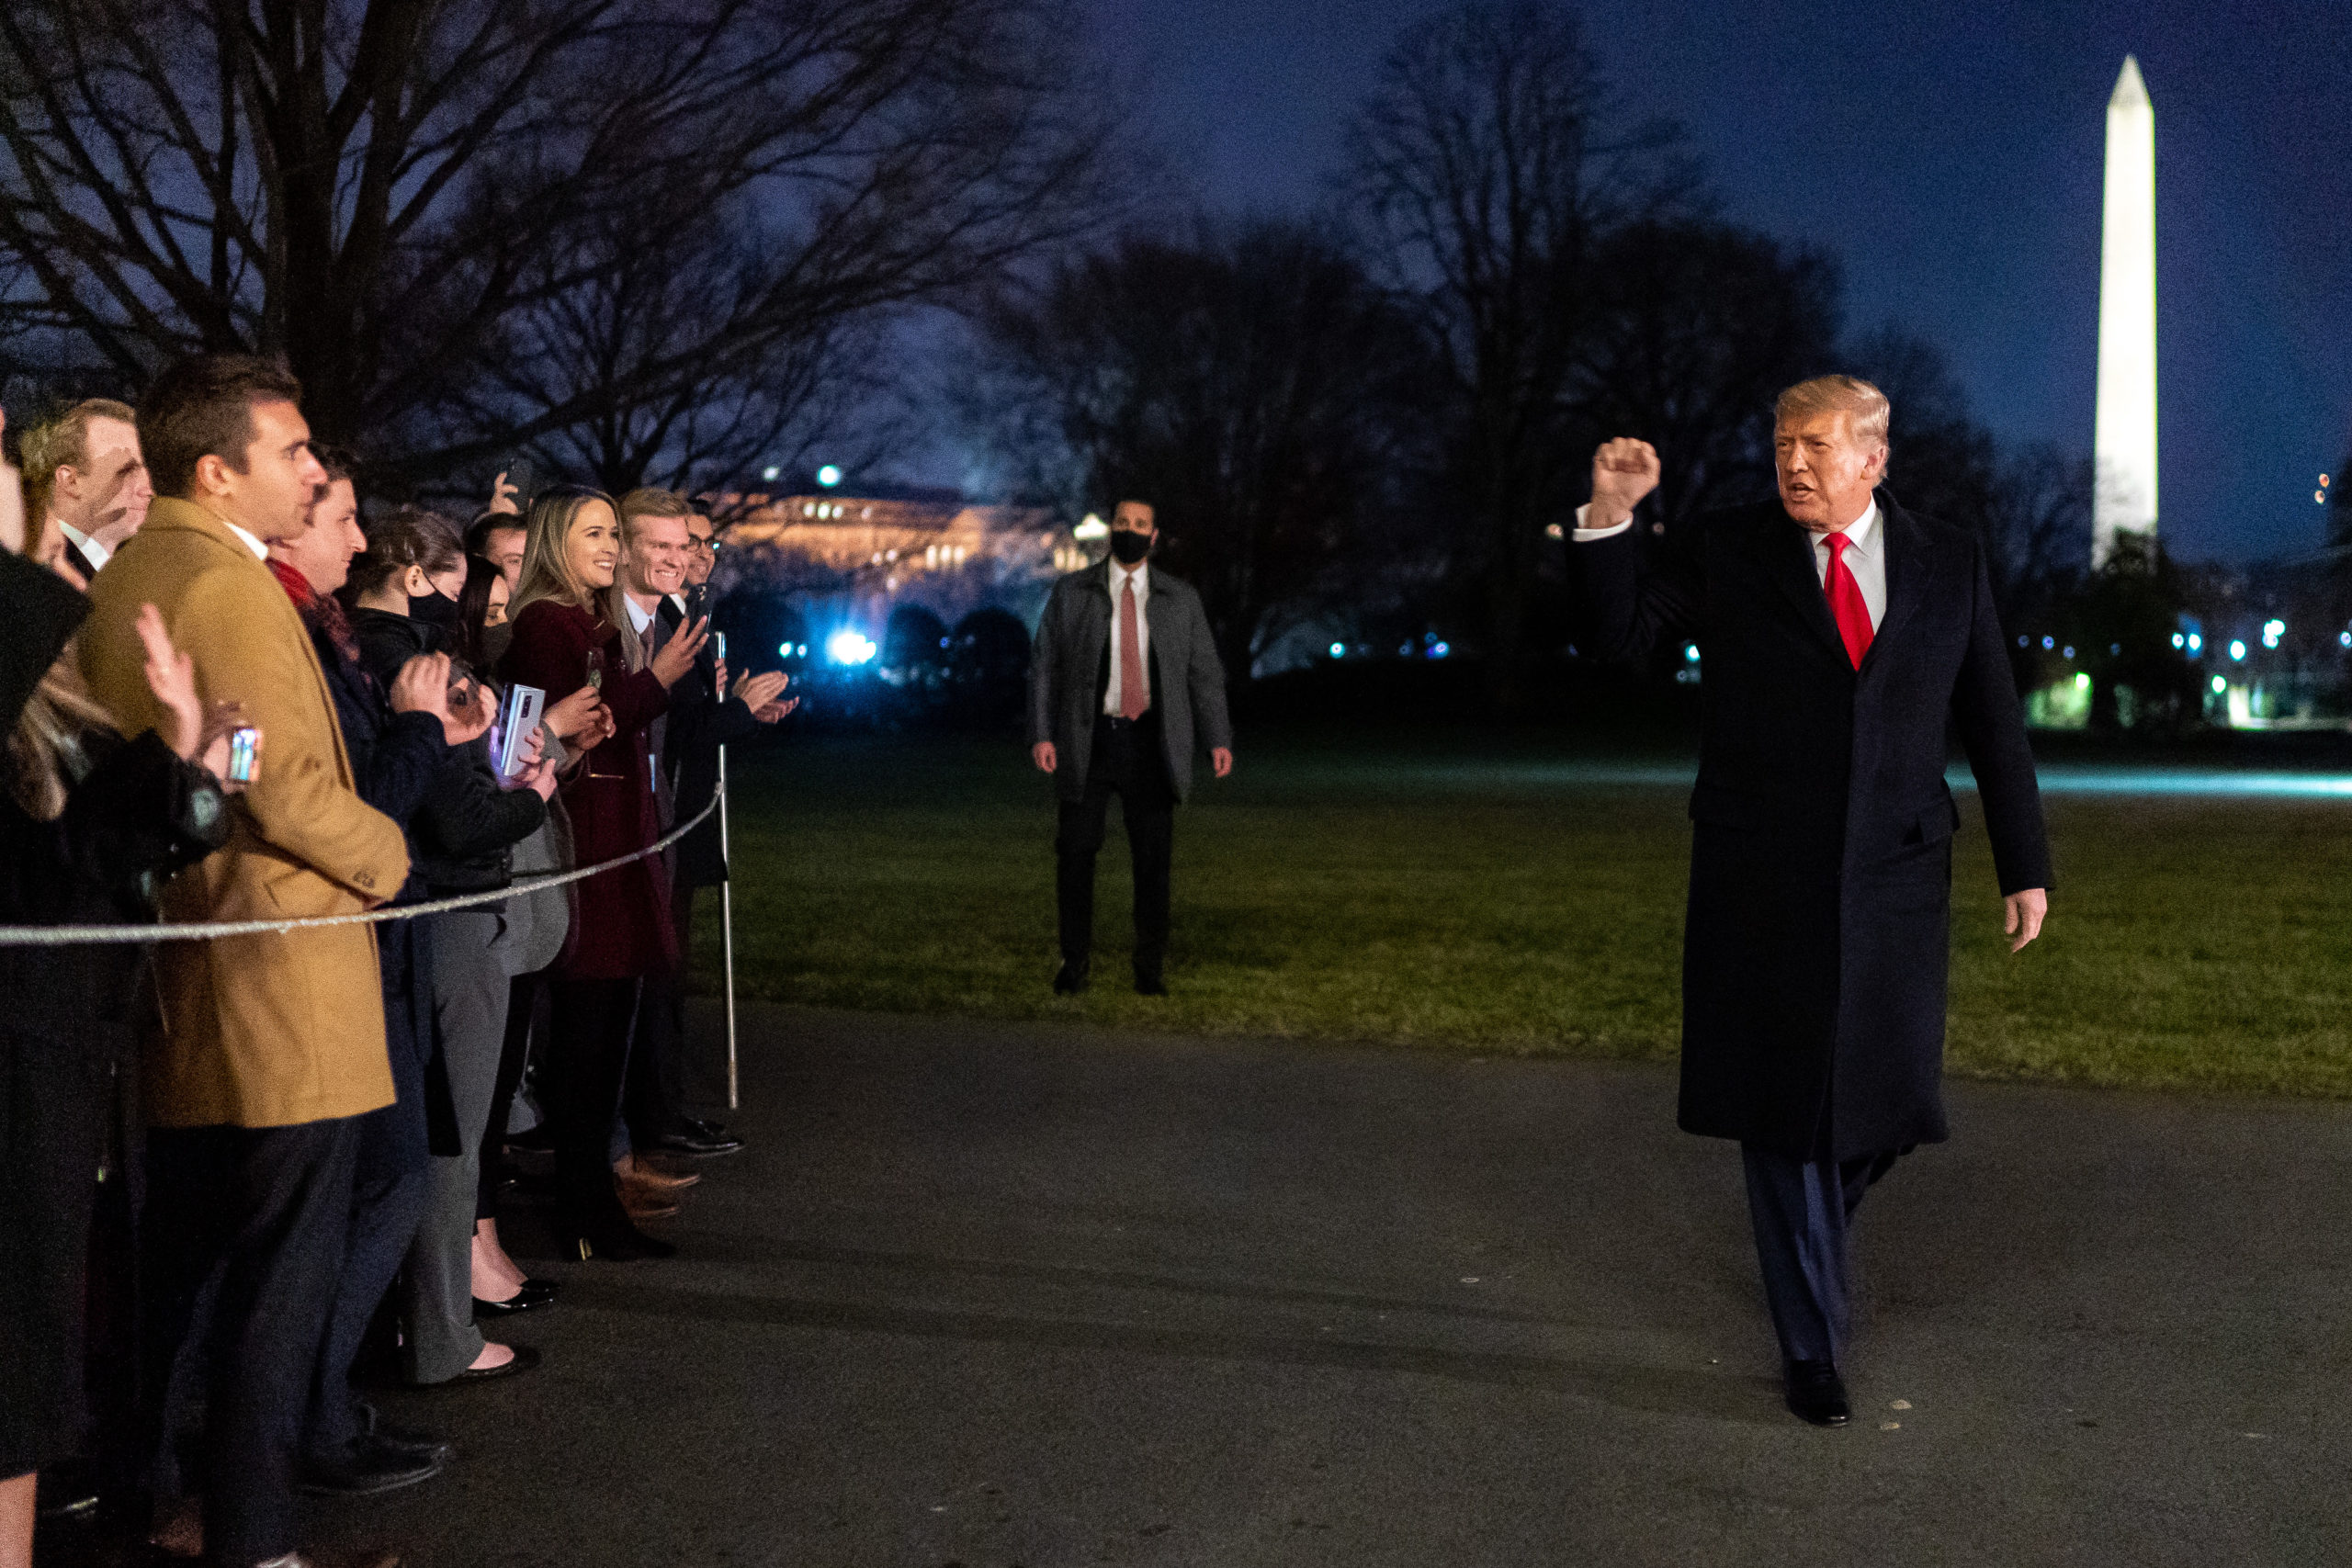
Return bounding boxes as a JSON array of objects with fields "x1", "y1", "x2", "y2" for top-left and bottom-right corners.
[{"x1": 1084, "y1": 0, "x2": 2352, "y2": 564}]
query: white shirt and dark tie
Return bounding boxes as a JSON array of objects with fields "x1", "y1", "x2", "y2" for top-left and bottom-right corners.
[
  {"x1": 624, "y1": 592, "x2": 670, "y2": 809},
  {"x1": 58, "y1": 521, "x2": 110, "y2": 575},
  {"x1": 1104, "y1": 560, "x2": 1151, "y2": 719},
  {"x1": 1573, "y1": 499, "x2": 1886, "y2": 636}
]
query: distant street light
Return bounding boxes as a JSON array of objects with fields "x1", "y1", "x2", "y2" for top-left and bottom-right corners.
[
  {"x1": 826, "y1": 629, "x2": 877, "y2": 665},
  {"x1": 817, "y1": 464, "x2": 842, "y2": 488},
  {"x1": 762, "y1": 465, "x2": 781, "y2": 481},
  {"x1": 1072, "y1": 513, "x2": 1109, "y2": 540}
]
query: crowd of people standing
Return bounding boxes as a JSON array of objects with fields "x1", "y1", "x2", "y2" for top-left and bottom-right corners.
[{"x1": 1, "y1": 355, "x2": 791, "y2": 1568}]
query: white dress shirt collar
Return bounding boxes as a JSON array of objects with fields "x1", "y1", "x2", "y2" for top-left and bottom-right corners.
[
  {"x1": 221, "y1": 520, "x2": 269, "y2": 561},
  {"x1": 57, "y1": 520, "x2": 109, "y2": 571},
  {"x1": 1819, "y1": 498, "x2": 1880, "y2": 556},
  {"x1": 1110, "y1": 558, "x2": 1148, "y2": 597},
  {"x1": 623, "y1": 592, "x2": 656, "y2": 636}
]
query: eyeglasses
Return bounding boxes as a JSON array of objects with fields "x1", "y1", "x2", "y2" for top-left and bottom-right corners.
[{"x1": 686, "y1": 536, "x2": 719, "y2": 554}]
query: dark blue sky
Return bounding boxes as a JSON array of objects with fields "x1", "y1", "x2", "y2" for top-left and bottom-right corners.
[{"x1": 1088, "y1": 0, "x2": 2352, "y2": 562}]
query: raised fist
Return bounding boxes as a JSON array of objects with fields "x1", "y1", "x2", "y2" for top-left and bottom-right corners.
[{"x1": 1589, "y1": 438, "x2": 1662, "y2": 530}]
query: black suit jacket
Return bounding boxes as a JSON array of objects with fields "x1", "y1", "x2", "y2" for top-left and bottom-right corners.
[
  {"x1": 62, "y1": 536, "x2": 102, "y2": 586},
  {"x1": 1577, "y1": 491, "x2": 2052, "y2": 1160},
  {"x1": 658, "y1": 596, "x2": 759, "y2": 887}
]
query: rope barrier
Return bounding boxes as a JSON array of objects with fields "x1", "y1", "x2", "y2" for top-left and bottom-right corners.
[{"x1": 0, "y1": 789, "x2": 721, "y2": 947}]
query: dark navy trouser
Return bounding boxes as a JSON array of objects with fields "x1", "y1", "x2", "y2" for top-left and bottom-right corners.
[{"x1": 1740, "y1": 1143, "x2": 1904, "y2": 1366}]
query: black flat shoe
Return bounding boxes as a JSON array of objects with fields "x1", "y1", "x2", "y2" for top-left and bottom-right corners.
[
  {"x1": 1053, "y1": 958, "x2": 1091, "y2": 995},
  {"x1": 1783, "y1": 1359, "x2": 1850, "y2": 1427},
  {"x1": 426, "y1": 1344, "x2": 543, "y2": 1387}
]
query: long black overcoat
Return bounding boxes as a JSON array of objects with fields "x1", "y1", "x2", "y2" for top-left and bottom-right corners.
[{"x1": 1577, "y1": 491, "x2": 2052, "y2": 1161}]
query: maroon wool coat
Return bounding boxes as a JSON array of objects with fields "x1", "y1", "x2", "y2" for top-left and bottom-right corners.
[{"x1": 501, "y1": 599, "x2": 677, "y2": 980}]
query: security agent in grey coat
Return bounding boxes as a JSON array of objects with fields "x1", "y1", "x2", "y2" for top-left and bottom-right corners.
[{"x1": 1028, "y1": 502, "x2": 1233, "y2": 995}]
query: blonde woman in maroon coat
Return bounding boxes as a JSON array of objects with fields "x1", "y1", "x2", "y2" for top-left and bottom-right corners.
[{"x1": 499, "y1": 487, "x2": 707, "y2": 1259}]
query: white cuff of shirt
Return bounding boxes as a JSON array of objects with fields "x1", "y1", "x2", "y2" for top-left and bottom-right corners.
[{"x1": 1568, "y1": 502, "x2": 1634, "y2": 542}]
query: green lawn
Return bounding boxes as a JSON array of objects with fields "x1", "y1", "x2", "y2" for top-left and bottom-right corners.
[{"x1": 692, "y1": 729, "x2": 2352, "y2": 1100}]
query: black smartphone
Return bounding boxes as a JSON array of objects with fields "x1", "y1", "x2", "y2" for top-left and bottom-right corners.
[
  {"x1": 685, "y1": 581, "x2": 710, "y2": 625},
  {"x1": 227, "y1": 726, "x2": 260, "y2": 784}
]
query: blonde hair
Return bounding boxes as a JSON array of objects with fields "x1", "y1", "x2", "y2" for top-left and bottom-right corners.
[
  {"x1": 506, "y1": 485, "x2": 619, "y2": 625},
  {"x1": 8, "y1": 653, "x2": 118, "y2": 822},
  {"x1": 19, "y1": 397, "x2": 138, "y2": 527},
  {"x1": 616, "y1": 488, "x2": 691, "y2": 538},
  {"x1": 1774, "y1": 376, "x2": 1891, "y2": 452}
]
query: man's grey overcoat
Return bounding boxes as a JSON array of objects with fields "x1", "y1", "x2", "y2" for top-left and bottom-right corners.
[{"x1": 1028, "y1": 559, "x2": 1233, "y2": 803}]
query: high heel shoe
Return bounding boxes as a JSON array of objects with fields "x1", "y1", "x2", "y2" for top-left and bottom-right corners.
[{"x1": 472, "y1": 1285, "x2": 556, "y2": 1318}]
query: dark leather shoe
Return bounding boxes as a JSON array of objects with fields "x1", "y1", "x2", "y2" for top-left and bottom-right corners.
[
  {"x1": 425, "y1": 1343, "x2": 543, "y2": 1387},
  {"x1": 299, "y1": 1432, "x2": 444, "y2": 1496},
  {"x1": 1783, "y1": 1359, "x2": 1850, "y2": 1427},
  {"x1": 1053, "y1": 958, "x2": 1091, "y2": 995},
  {"x1": 1134, "y1": 970, "x2": 1166, "y2": 996},
  {"x1": 357, "y1": 1404, "x2": 453, "y2": 1464},
  {"x1": 570, "y1": 1220, "x2": 676, "y2": 1261},
  {"x1": 649, "y1": 1124, "x2": 743, "y2": 1157}
]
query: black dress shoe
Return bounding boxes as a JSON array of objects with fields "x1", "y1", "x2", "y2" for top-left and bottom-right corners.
[
  {"x1": 1053, "y1": 958, "x2": 1091, "y2": 995},
  {"x1": 649, "y1": 1123, "x2": 743, "y2": 1157},
  {"x1": 426, "y1": 1343, "x2": 544, "y2": 1387},
  {"x1": 357, "y1": 1403, "x2": 454, "y2": 1464},
  {"x1": 300, "y1": 1433, "x2": 445, "y2": 1496},
  {"x1": 1133, "y1": 969, "x2": 1167, "y2": 997},
  {"x1": 1783, "y1": 1359, "x2": 1850, "y2": 1427},
  {"x1": 34, "y1": 1459, "x2": 99, "y2": 1520},
  {"x1": 569, "y1": 1220, "x2": 677, "y2": 1261}
]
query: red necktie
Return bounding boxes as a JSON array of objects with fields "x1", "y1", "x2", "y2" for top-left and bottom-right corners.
[
  {"x1": 1821, "y1": 532, "x2": 1873, "y2": 669},
  {"x1": 1119, "y1": 578, "x2": 1148, "y2": 719}
]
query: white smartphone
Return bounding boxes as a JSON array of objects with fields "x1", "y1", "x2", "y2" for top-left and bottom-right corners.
[{"x1": 494, "y1": 684, "x2": 545, "y2": 778}]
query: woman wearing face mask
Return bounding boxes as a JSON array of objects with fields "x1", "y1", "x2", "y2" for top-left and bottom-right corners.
[
  {"x1": 499, "y1": 486, "x2": 708, "y2": 1261},
  {"x1": 342, "y1": 509, "x2": 566, "y2": 1384}
]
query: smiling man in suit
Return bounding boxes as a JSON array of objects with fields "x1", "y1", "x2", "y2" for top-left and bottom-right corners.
[
  {"x1": 1573, "y1": 375, "x2": 2052, "y2": 1428},
  {"x1": 1029, "y1": 500, "x2": 1234, "y2": 996}
]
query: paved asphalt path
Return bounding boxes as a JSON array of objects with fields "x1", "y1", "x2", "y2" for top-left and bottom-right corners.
[{"x1": 308, "y1": 1003, "x2": 2350, "y2": 1567}]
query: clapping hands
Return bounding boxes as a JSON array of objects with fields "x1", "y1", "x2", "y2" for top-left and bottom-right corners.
[{"x1": 731, "y1": 668, "x2": 796, "y2": 724}]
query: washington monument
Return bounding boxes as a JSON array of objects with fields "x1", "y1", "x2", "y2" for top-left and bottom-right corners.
[{"x1": 2094, "y1": 55, "x2": 2157, "y2": 565}]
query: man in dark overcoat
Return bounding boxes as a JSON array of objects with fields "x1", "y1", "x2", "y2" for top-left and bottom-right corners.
[
  {"x1": 1028, "y1": 500, "x2": 1234, "y2": 996},
  {"x1": 1573, "y1": 375, "x2": 2052, "y2": 1427}
]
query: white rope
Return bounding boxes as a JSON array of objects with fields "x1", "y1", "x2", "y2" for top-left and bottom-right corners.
[{"x1": 0, "y1": 790, "x2": 720, "y2": 946}]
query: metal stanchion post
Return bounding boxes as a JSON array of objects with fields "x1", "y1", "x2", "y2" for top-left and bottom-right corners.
[{"x1": 718, "y1": 743, "x2": 739, "y2": 1111}]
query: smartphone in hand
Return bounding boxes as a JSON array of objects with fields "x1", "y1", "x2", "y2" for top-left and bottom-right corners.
[
  {"x1": 493, "y1": 684, "x2": 545, "y2": 779},
  {"x1": 227, "y1": 726, "x2": 260, "y2": 784}
]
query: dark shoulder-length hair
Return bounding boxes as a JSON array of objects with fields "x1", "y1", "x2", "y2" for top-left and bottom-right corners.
[{"x1": 451, "y1": 554, "x2": 503, "y2": 671}]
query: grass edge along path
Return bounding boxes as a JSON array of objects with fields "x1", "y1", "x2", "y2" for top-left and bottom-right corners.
[{"x1": 692, "y1": 733, "x2": 2352, "y2": 1103}]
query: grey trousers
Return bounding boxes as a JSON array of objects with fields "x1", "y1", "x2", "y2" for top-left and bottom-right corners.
[{"x1": 401, "y1": 910, "x2": 513, "y2": 1383}]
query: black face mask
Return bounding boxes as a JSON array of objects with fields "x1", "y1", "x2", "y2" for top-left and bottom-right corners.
[
  {"x1": 1108, "y1": 529, "x2": 1152, "y2": 565},
  {"x1": 408, "y1": 589, "x2": 462, "y2": 629}
]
